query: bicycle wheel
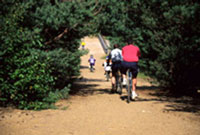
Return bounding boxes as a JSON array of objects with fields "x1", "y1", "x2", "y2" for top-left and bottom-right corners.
[{"x1": 126, "y1": 69, "x2": 132, "y2": 103}]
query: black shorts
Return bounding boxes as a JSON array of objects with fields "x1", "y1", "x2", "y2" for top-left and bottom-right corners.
[
  {"x1": 90, "y1": 63, "x2": 95, "y2": 66},
  {"x1": 122, "y1": 61, "x2": 138, "y2": 78},
  {"x1": 111, "y1": 61, "x2": 122, "y2": 76}
]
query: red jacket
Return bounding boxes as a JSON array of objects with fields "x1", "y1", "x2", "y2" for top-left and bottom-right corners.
[{"x1": 122, "y1": 44, "x2": 141, "y2": 62}]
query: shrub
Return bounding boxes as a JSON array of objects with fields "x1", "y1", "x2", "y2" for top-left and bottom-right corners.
[{"x1": 0, "y1": 1, "x2": 92, "y2": 109}]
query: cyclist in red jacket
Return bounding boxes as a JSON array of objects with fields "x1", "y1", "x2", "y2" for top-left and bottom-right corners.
[{"x1": 122, "y1": 40, "x2": 141, "y2": 99}]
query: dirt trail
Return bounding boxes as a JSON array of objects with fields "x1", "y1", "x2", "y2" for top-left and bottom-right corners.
[{"x1": 0, "y1": 37, "x2": 200, "y2": 135}]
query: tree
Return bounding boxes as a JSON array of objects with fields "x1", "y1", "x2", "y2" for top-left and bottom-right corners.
[
  {"x1": 0, "y1": 0, "x2": 97, "y2": 109},
  {"x1": 96, "y1": 0, "x2": 200, "y2": 94}
]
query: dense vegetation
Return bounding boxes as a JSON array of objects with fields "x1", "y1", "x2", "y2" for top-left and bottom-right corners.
[
  {"x1": 99, "y1": 0, "x2": 200, "y2": 94},
  {"x1": 0, "y1": 0, "x2": 93, "y2": 109},
  {"x1": 0, "y1": 0, "x2": 199, "y2": 109}
]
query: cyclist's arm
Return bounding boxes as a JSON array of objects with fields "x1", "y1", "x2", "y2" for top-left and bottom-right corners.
[
  {"x1": 107, "y1": 52, "x2": 111, "y2": 64},
  {"x1": 122, "y1": 48, "x2": 125, "y2": 59}
]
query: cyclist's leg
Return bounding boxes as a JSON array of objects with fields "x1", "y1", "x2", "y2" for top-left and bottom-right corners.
[
  {"x1": 131, "y1": 62, "x2": 139, "y2": 98},
  {"x1": 111, "y1": 75, "x2": 116, "y2": 85},
  {"x1": 93, "y1": 63, "x2": 95, "y2": 70},
  {"x1": 117, "y1": 64, "x2": 123, "y2": 94},
  {"x1": 121, "y1": 61, "x2": 127, "y2": 85},
  {"x1": 132, "y1": 77, "x2": 137, "y2": 91},
  {"x1": 119, "y1": 63, "x2": 123, "y2": 83},
  {"x1": 108, "y1": 71, "x2": 111, "y2": 77},
  {"x1": 111, "y1": 64, "x2": 117, "y2": 91}
]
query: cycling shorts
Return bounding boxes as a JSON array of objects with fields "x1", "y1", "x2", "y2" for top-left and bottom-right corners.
[
  {"x1": 122, "y1": 61, "x2": 138, "y2": 78},
  {"x1": 111, "y1": 61, "x2": 122, "y2": 76},
  {"x1": 90, "y1": 63, "x2": 95, "y2": 67}
]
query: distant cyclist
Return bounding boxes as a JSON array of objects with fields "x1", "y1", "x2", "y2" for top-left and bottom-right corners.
[
  {"x1": 81, "y1": 41, "x2": 86, "y2": 50},
  {"x1": 103, "y1": 56, "x2": 112, "y2": 79},
  {"x1": 108, "y1": 44, "x2": 123, "y2": 92},
  {"x1": 88, "y1": 55, "x2": 96, "y2": 72},
  {"x1": 122, "y1": 39, "x2": 141, "y2": 99}
]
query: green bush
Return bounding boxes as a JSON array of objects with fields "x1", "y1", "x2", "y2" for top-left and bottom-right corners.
[
  {"x1": 136, "y1": 0, "x2": 200, "y2": 94},
  {"x1": 33, "y1": 48, "x2": 86, "y2": 89},
  {"x1": 0, "y1": 0, "x2": 94, "y2": 110}
]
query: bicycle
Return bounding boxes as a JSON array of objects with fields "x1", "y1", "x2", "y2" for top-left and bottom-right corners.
[{"x1": 126, "y1": 69, "x2": 132, "y2": 103}]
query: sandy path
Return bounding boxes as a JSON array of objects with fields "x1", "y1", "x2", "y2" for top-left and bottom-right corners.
[{"x1": 0, "y1": 37, "x2": 200, "y2": 135}]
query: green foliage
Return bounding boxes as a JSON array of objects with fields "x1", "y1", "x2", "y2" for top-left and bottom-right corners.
[
  {"x1": 98, "y1": 0, "x2": 200, "y2": 94},
  {"x1": 43, "y1": 85, "x2": 70, "y2": 109},
  {"x1": 128, "y1": 0, "x2": 200, "y2": 94},
  {"x1": 0, "y1": 2, "x2": 55, "y2": 109},
  {"x1": 33, "y1": 48, "x2": 84, "y2": 89},
  {"x1": 138, "y1": 0, "x2": 200, "y2": 94},
  {"x1": 0, "y1": 0, "x2": 93, "y2": 110}
]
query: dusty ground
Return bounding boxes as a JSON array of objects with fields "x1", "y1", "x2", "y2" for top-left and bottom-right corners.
[{"x1": 0, "y1": 37, "x2": 200, "y2": 135}]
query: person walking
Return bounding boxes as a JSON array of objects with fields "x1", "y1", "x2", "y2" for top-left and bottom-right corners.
[{"x1": 122, "y1": 40, "x2": 141, "y2": 99}]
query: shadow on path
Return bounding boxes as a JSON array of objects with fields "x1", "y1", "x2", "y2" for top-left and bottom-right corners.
[
  {"x1": 119, "y1": 85, "x2": 162, "y2": 103},
  {"x1": 80, "y1": 65, "x2": 89, "y2": 69},
  {"x1": 72, "y1": 78, "x2": 200, "y2": 114},
  {"x1": 136, "y1": 85, "x2": 200, "y2": 114},
  {"x1": 150, "y1": 91, "x2": 200, "y2": 114},
  {"x1": 70, "y1": 78, "x2": 112, "y2": 96}
]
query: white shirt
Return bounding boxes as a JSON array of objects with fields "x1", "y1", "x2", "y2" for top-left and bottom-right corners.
[{"x1": 110, "y1": 48, "x2": 122, "y2": 62}]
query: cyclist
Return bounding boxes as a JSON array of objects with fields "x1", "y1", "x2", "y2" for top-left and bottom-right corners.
[
  {"x1": 103, "y1": 56, "x2": 112, "y2": 79},
  {"x1": 81, "y1": 41, "x2": 86, "y2": 50},
  {"x1": 108, "y1": 44, "x2": 123, "y2": 93},
  {"x1": 122, "y1": 39, "x2": 141, "y2": 99},
  {"x1": 88, "y1": 55, "x2": 96, "y2": 71}
]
